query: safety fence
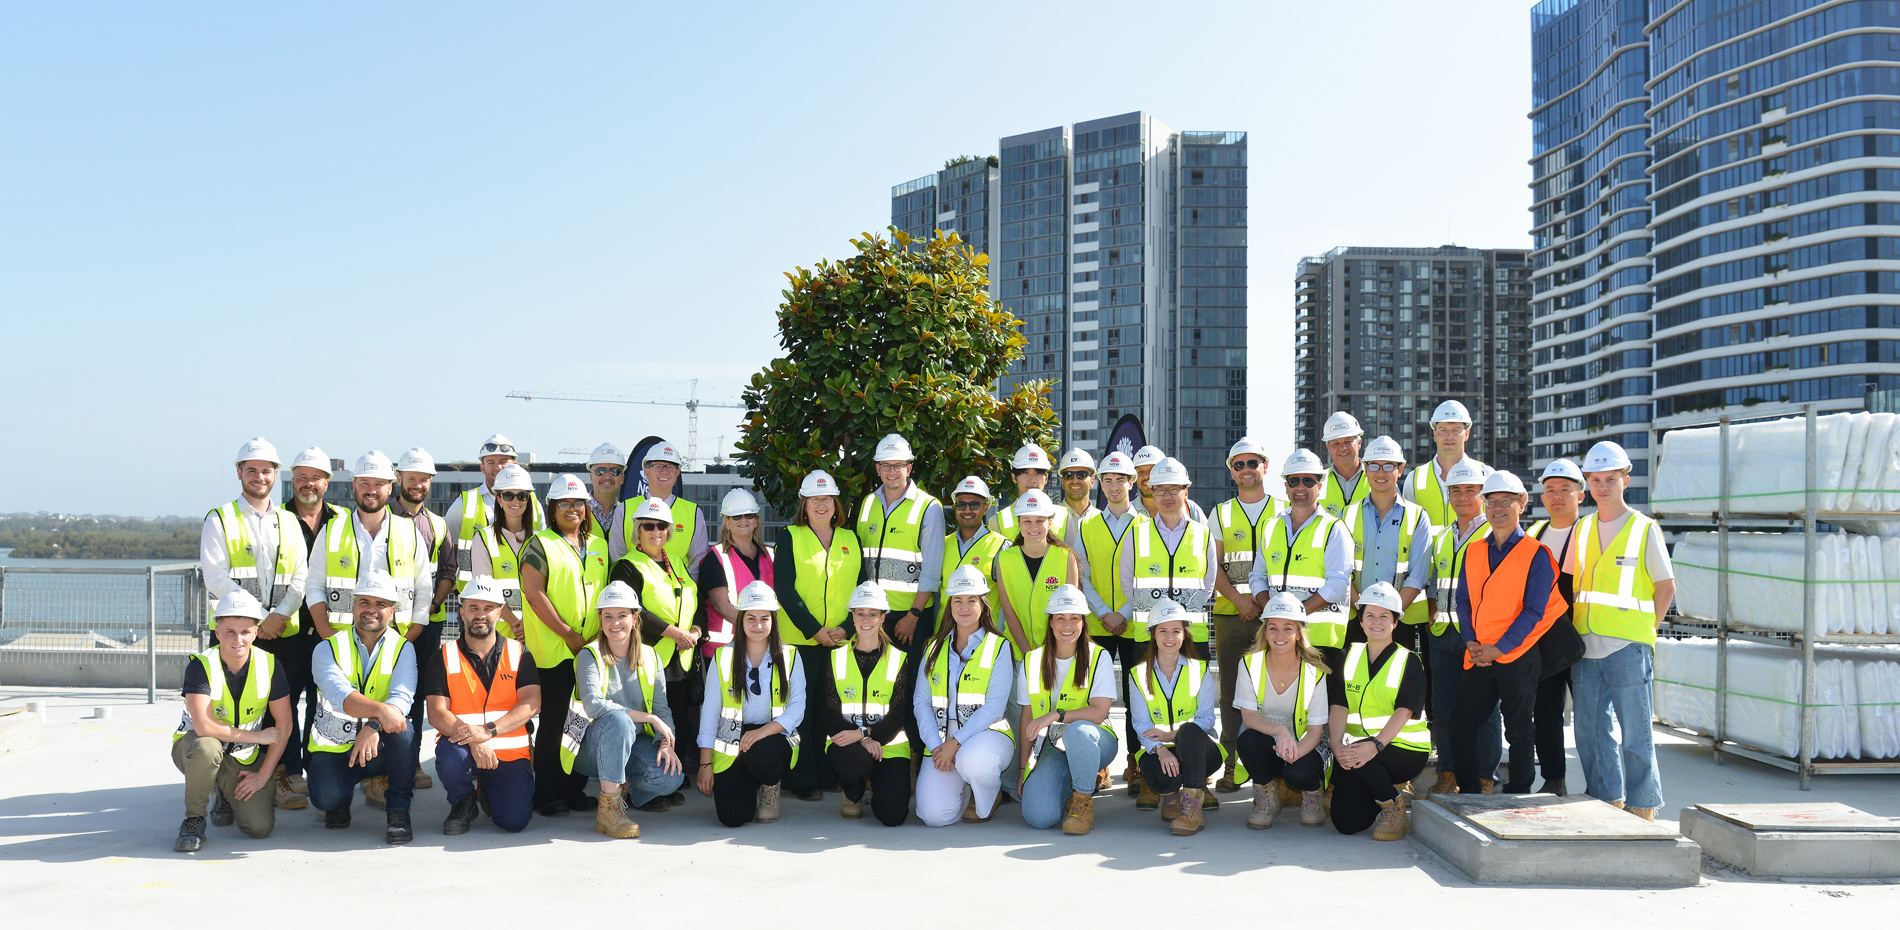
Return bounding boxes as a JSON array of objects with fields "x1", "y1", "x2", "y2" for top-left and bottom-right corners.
[{"x1": 0, "y1": 563, "x2": 204, "y2": 701}]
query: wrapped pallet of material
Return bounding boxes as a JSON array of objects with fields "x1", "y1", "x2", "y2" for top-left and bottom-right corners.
[
  {"x1": 1653, "y1": 638, "x2": 1900, "y2": 760},
  {"x1": 1673, "y1": 531, "x2": 1892, "y2": 635},
  {"x1": 1651, "y1": 411, "x2": 1900, "y2": 522}
]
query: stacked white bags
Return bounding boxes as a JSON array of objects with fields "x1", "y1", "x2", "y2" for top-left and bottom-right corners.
[
  {"x1": 1674, "y1": 531, "x2": 1897, "y2": 634},
  {"x1": 1653, "y1": 637, "x2": 1900, "y2": 760},
  {"x1": 1651, "y1": 411, "x2": 1900, "y2": 525}
]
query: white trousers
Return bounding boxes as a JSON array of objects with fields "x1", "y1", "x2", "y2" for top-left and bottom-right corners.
[{"x1": 915, "y1": 729, "x2": 1013, "y2": 827}]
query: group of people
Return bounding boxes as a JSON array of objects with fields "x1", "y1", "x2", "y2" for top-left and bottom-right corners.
[{"x1": 177, "y1": 402, "x2": 1676, "y2": 852}]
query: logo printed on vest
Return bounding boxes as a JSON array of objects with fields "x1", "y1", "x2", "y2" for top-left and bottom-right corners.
[
  {"x1": 1148, "y1": 564, "x2": 1161, "y2": 575},
  {"x1": 339, "y1": 555, "x2": 351, "y2": 568},
  {"x1": 1269, "y1": 551, "x2": 1285, "y2": 564}
]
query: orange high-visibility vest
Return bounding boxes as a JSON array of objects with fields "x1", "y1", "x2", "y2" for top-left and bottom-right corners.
[
  {"x1": 441, "y1": 638, "x2": 532, "y2": 761},
  {"x1": 1462, "y1": 534, "x2": 1565, "y2": 669}
]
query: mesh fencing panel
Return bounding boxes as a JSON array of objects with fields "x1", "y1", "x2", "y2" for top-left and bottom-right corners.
[{"x1": 0, "y1": 567, "x2": 203, "y2": 665}]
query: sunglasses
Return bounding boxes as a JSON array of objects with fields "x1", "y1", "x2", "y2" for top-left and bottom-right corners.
[
  {"x1": 639, "y1": 521, "x2": 670, "y2": 532},
  {"x1": 747, "y1": 665, "x2": 762, "y2": 696},
  {"x1": 551, "y1": 499, "x2": 588, "y2": 509},
  {"x1": 1285, "y1": 476, "x2": 1321, "y2": 488},
  {"x1": 480, "y1": 442, "x2": 515, "y2": 455},
  {"x1": 1366, "y1": 462, "x2": 1402, "y2": 473},
  {"x1": 498, "y1": 491, "x2": 533, "y2": 502},
  {"x1": 953, "y1": 500, "x2": 988, "y2": 511},
  {"x1": 1060, "y1": 470, "x2": 1093, "y2": 480},
  {"x1": 591, "y1": 466, "x2": 623, "y2": 477},
  {"x1": 1229, "y1": 459, "x2": 1263, "y2": 471}
]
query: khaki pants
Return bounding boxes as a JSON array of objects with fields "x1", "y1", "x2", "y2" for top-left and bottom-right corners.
[
  {"x1": 171, "y1": 736, "x2": 275, "y2": 837},
  {"x1": 1213, "y1": 611, "x2": 1263, "y2": 754}
]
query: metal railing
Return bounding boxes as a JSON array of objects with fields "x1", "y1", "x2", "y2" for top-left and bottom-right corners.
[{"x1": 0, "y1": 563, "x2": 204, "y2": 703}]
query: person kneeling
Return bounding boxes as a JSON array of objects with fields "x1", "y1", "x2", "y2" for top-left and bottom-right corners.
[
  {"x1": 1233, "y1": 593, "x2": 1331, "y2": 829},
  {"x1": 1327, "y1": 583, "x2": 1431, "y2": 840},
  {"x1": 1018, "y1": 585, "x2": 1118, "y2": 835},
  {"x1": 823, "y1": 584, "x2": 916, "y2": 826},
  {"x1": 697, "y1": 581, "x2": 803, "y2": 827},
  {"x1": 172, "y1": 591, "x2": 295, "y2": 853},
  {"x1": 567, "y1": 581, "x2": 683, "y2": 838},
  {"x1": 423, "y1": 576, "x2": 540, "y2": 835},
  {"x1": 914, "y1": 566, "x2": 1017, "y2": 827},
  {"x1": 306, "y1": 574, "x2": 420, "y2": 845},
  {"x1": 1128, "y1": 600, "x2": 1222, "y2": 836}
]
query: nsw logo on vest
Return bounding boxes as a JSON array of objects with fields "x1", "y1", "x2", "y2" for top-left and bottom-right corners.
[{"x1": 1043, "y1": 576, "x2": 1059, "y2": 590}]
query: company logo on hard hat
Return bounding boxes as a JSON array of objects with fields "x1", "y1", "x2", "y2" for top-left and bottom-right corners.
[{"x1": 817, "y1": 478, "x2": 828, "y2": 487}]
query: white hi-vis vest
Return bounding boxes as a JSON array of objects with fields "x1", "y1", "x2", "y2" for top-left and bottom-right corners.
[
  {"x1": 207, "y1": 501, "x2": 302, "y2": 630},
  {"x1": 1341, "y1": 641, "x2": 1431, "y2": 752},
  {"x1": 561, "y1": 640, "x2": 658, "y2": 773},
  {"x1": 1257, "y1": 510, "x2": 1347, "y2": 648},
  {"x1": 925, "y1": 630, "x2": 1012, "y2": 752},
  {"x1": 829, "y1": 643, "x2": 911, "y2": 758},
  {"x1": 308, "y1": 629, "x2": 406, "y2": 752},
  {"x1": 1129, "y1": 517, "x2": 1212, "y2": 642},
  {"x1": 708, "y1": 644, "x2": 802, "y2": 773},
  {"x1": 856, "y1": 484, "x2": 938, "y2": 612},
  {"x1": 1574, "y1": 510, "x2": 1662, "y2": 646},
  {"x1": 321, "y1": 510, "x2": 420, "y2": 632},
  {"x1": 1212, "y1": 497, "x2": 1283, "y2": 615},
  {"x1": 173, "y1": 647, "x2": 276, "y2": 764}
]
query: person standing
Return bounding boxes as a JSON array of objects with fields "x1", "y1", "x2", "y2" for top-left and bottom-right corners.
[
  {"x1": 1209, "y1": 437, "x2": 1282, "y2": 793},
  {"x1": 610, "y1": 497, "x2": 702, "y2": 806},
  {"x1": 1318, "y1": 412, "x2": 1371, "y2": 520},
  {"x1": 1403, "y1": 400, "x2": 1485, "y2": 531},
  {"x1": 201, "y1": 437, "x2": 308, "y2": 811},
  {"x1": 585, "y1": 442, "x2": 625, "y2": 539},
  {"x1": 421, "y1": 576, "x2": 539, "y2": 835},
  {"x1": 1120, "y1": 458, "x2": 1217, "y2": 664},
  {"x1": 448, "y1": 434, "x2": 544, "y2": 591},
  {"x1": 1233, "y1": 593, "x2": 1330, "y2": 830},
  {"x1": 1126, "y1": 600, "x2": 1221, "y2": 836},
  {"x1": 520, "y1": 473, "x2": 612, "y2": 818},
  {"x1": 1055, "y1": 449, "x2": 1100, "y2": 547},
  {"x1": 856, "y1": 433, "x2": 944, "y2": 662},
  {"x1": 171, "y1": 591, "x2": 295, "y2": 853},
  {"x1": 469, "y1": 464, "x2": 539, "y2": 641},
  {"x1": 1453, "y1": 471, "x2": 1562, "y2": 796},
  {"x1": 1248, "y1": 450, "x2": 1353, "y2": 668},
  {"x1": 773, "y1": 469, "x2": 860, "y2": 802},
  {"x1": 1526, "y1": 459, "x2": 1585, "y2": 796},
  {"x1": 570, "y1": 581, "x2": 683, "y2": 837},
  {"x1": 278, "y1": 446, "x2": 343, "y2": 798},
  {"x1": 1016, "y1": 585, "x2": 1117, "y2": 835},
  {"x1": 1075, "y1": 450, "x2": 1150, "y2": 796},
  {"x1": 698, "y1": 581, "x2": 805, "y2": 828},
  {"x1": 1420, "y1": 460, "x2": 1502, "y2": 795},
  {"x1": 696, "y1": 487, "x2": 774, "y2": 786},
  {"x1": 821, "y1": 583, "x2": 917, "y2": 826},
  {"x1": 996, "y1": 489, "x2": 1083, "y2": 658},
  {"x1": 1348, "y1": 436, "x2": 1436, "y2": 653},
  {"x1": 913, "y1": 566, "x2": 1017, "y2": 827},
  {"x1": 1570, "y1": 441, "x2": 1676, "y2": 821},
  {"x1": 613, "y1": 440, "x2": 707, "y2": 573},
  {"x1": 943, "y1": 475, "x2": 1010, "y2": 621},
  {"x1": 1131, "y1": 445, "x2": 1209, "y2": 524},
  {"x1": 392, "y1": 447, "x2": 451, "y2": 792},
  {"x1": 1328, "y1": 583, "x2": 1431, "y2": 840},
  {"x1": 305, "y1": 574, "x2": 419, "y2": 845},
  {"x1": 992, "y1": 443, "x2": 1066, "y2": 542}
]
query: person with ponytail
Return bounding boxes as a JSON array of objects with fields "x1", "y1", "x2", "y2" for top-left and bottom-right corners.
[
  {"x1": 1016, "y1": 585, "x2": 1117, "y2": 835},
  {"x1": 820, "y1": 582, "x2": 916, "y2": 826}
]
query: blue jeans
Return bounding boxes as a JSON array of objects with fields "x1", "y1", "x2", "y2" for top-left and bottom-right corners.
[
  {"x1": 1426, "y1": 627, "x2": 1500, "y2": 781},
  {"x1": 1571, "y1": 643, "x2": 1663, "y2": 809},
  {"x1": 1021, "y1": 722, "x2": 1118, "y2": 829},
  {"x1": 307, "y1": 726, "x2": 417, "y2": 814},
  {"x1": 576, "y1": 710, "x2": 683, "y2": 807},
  {"x1": 434, "y1": 739, "x2": 535, "y2": 832}
]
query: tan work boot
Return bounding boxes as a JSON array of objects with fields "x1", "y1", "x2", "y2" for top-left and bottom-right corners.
[
  {"x1": 840, "y1": 792, "x2": 864, "y2": 820},
  {"x1": 1627, "y1": 806, "x2": 1657, "y2": 822},
  {"x1": 413, "y1": 765, "x2": 432, "y2": 790},
  {"x1": 1201, "y1": 781, "x2": 1219, "y2": 810},
  {"x1": 1278, "y1": 780, "x2": 1302, "y2": 807},
  {"x1": 756, "y1": 785, "x2": 781, "y2": 823},
  {"x1": 1214, "y1": 759, "x2": 1241, "y2": 793},
  {"x1": 1096, "y1": 767, "x2": 1112, "y2": 792},
  {"x1": 594, "y1": 787, "x2": 639, "y2": 838},
  {"x1": 363, "y1": 775, "x2": 388, "y2": 810},
  {"x1": 1136, "y1": 780, "x2": 1161, "y2": 811},
  {"x1": 1480, "y1": 778, "x2": 1498, "y2": 794},
  {"x1": 1061, "y1": 790, "x2": 1095, "y2": 835},
  {"x1": 282, "y1": 766, "x2": 308, "y2": 795},
  {"x1": 273, "y1": 768, "x2": 308, "y2": 810},
  {"x1": 1160, "y1": 790, "x2": 1183, "y2": 821},
  {"x1": 960, "y1": 793, "x2": 991, "y2": 823},
  {"x1": 1430, "y1": 771, "x2": 1457, "y2": 795},
  {"x1": 1300, "y1": 790, "x2": 1326, "y2": 826},
  {"x1": 1248, "y1": 779, "x2": 1283, "y2": 829},
  {"x1": 1372, "y1": 797, "x2": 1407, "y2": 841},
  {"x1": 1170, "y1": 789, "x2": 1206, "y2": 835},
  {"x1": 1124, "y1": 758, "x2": 1144, "y2": 797}
]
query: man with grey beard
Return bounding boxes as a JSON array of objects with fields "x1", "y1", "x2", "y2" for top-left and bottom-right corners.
[{"x1": 264, "y1": 446, "x2": 346, "y2": 800}]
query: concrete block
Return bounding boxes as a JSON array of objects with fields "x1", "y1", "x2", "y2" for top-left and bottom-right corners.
[
  {"x1": 0, "y1": 707, "x2": 42, "y2": 757},
  {"x1": 1413, "y1": 799, "x2": 1702, "y2": 886},
  {"x1": 1681, "y1": 807, "x2": 1900, "y2": 879}
]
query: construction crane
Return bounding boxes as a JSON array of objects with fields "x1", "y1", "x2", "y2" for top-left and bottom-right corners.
[{"x1": 507, "y1": 379, "x2": 743, "y2": 471}]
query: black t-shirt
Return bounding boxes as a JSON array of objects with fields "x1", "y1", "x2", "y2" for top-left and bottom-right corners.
[
  {"x1": 1326, "y1": 642, "x2": 1426, "y2": 715},
  {"x1": 695, "y1": 544, "x2": 763, "y2": 597},
  {"x1": 419, "y1": 637, "x2": 541, "y2": 699},
  {"x1": 181, "y1": 653, "x2": 292, "y2": 703},
  {"x1": 1022, "y1": 552, "x2": 1046, "y2": 580}
]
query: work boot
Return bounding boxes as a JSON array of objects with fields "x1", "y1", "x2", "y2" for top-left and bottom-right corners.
[
  {"x1": 385, "y1": 810, "x2": 413, "y2": 845},
  {"x1": 594, "y1": 787, "x2": 640, "y2": 838},
  {"x1": 363, "y1": 775, "x2": 388, "y2": 810},
  {"x1": 667, "y1": 790, "x2": 686, "y2": 805},
  {"x1": 174, "y1": 816, "x2": 206, "y2": 853},
  {"x1": 274, "y1": 769, "x2": 308, "y2": 810},
  {"x1": 1394, "y1": 779, "x2": 1416, "y2": 802},
  {"x1": 536, "y1": 800, "x2": 569, "y2": 817},
  {"x1": 636, "y1": 795, "x2": 673, "y2": 812},
  {"x1": 1430, "y1": 771, "x2": 1458, "y2": 795},
  {"x1": 566, "y1": 793, "x2": 598, "y2": 812},
  {"x1": 413, "y1": 765, "x2": 432, "y2": 790},
  {"x1": 840, "y1": 791, "x2": 864, "y2": 820},
  {"x1": 1136, "y1": 780, "x2": 1161, "y2": 811},
  {"x1": 1278, "y1": 779, "x2": 1302, "y2": 807},
  {"x1": 1061, "y1": 790, "x2": 1095, "y2": 835},
  {"x1": 1480, "y1": 778, "x2": 1498, "y2": 794},
  {"x1": 1215, "y1": 759, "x2": 1241, "y2": 793},
  {"x1": 210, "y1": 791, "x2": 234, "y2": 827},
  {"x1": 324, "y1": 803, "x2": 351, "y2": 830},
  {"x1": 1627, "y1": 806, "x2": 1657, "y2": 822},
  {"x1": 1609, "y1": 799, "x2": 1627, "y2": 810},
  {"x1": 1124, "y1": 758, "x2": 1144, "y2": 797},
  {"x1": 443, "y1": 792, "x2": 479, "y2": 835},
  {"x1": 1372, "y1": 798, "x2": 1407, "y2": 841},
  {"x1": 1300, "y1": 790, "x2": 1326, "y2": 827},
  {"x1": 791, "y1": 787, "x2": 825, "y2": 803},
  {"x1": 962, "y1": 793, "x2": 994, "y2": 823},
  {"x1": 1096, "y1": 767, "x2": 1112, "y2": 792},
  {"x1": 1248, "y1": 779, "x2": 1284, "y2": 830},
  {"x1": 283, "y1": 767, "x2": 308, "y2": 794},
  {"x1": 1170, "y1": 789, "x2": 1206, "y2": 835},
  {"x1": 1160, "y1": 790, "x2": 1183, "y2": 821},
  {"x1": 756, "y1": 785, "x2": 781, "y2": 823},
  {"x1": 1539, "y1": 777, "x2": 1567, "y2": 797},
  {"x1": 1202, "y1": 781, "x2": 1219, "y2": 810}
]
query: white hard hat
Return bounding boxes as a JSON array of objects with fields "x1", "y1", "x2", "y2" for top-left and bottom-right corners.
[
  {"x1": 1147, "y1": 598, "x2": 1190, "y2": 630},
  {"x1": 213, "y1": 589, "x2": 266, "y2": 622},
  {"x1": 1059, "y1": 448, "x2": 1096, "y2": 472},
  {"x1": 1131, "y1": 445, "x2": 1167, "y2": 468},
  {"x1": 289, "y1": 447, "x2": 333, "y2": 475},
  {"x1": 460, "y1": 575, "x2": 507, "y2": 606},
  {"x1": 720, "y1": 488, "x2": 761, "y2": 517},
  {"x1": 1540, "y1": 459, "x2": 1584, "y2": 486},
  {"x1": 873, "y1": 433, "x2": 915, "y2": 463},
  {"x1": 736, "y1": 580, "x2": 781, "y2": 613},
  {"x1": 478, "y1": 434, "x2": 517, "y2": 459},
  {"x1": 1582, "y1": 441, "x2": 1633, "y2": 473},
  {"x1": 1262, "y1": 592, "x2": 1307, "y2": 623},
  {"x1": 546, "y1": 473, "x2": 590, "y2": 501},
  {"x1": 952, "y1": 475, "x2": 993, "y2": 499},
  {"x1": 1446, "y1": 459, "x2": 1491, "y2": 487},
  {"x1": 1045, "y1": 584, "x2": 1089, "y2": 616},
  {"x1": 588, "y1": 443, "x2": 624, "y2": 467},
  {"x1": 1430, "y1": 400, "x2": 1473, "y2": 425},
  {"x1": 1227, "y1": 437, "x2": 1268, "y2": 463},
  {"x1": 234, "y1": 437, "x2": 282, "y2": 467},
  {"x1": 1363, "y1": 435, "x2": 1405, "y2": 464},
  {"x1": 1012, "y1": 488, "x2": 1060, "y2": 518},
  {"x1": 799, "y1": 469, "x2": 840, "y2": 497},
  {"x1": 352, "y1": 451, "x2": 396, "y2": 482},
  {"x1": 1482, "y1": 470, "x2": 1528, "y2": 497},
  {"x1": 1322, "y1": 412, "x2": 1364, "y2": 442},
  {"x1": 943, "y1": 564, "x2": 991, "y2": 598},
  {"x1": 1099, "y1": 451, "x2": 1137, "y2": 476},
  {"x1": 1356, "y1": 581, "x2": 1403, "y2": 616},
  {"x1": 643, "y1": 442, "x2": 684, "y2": 466},
  {"x1": 847, "y1": 582, "x2": 891, "y2": 612},
  {"x1": 493, "y1": 463, "x2": 534, "y2": 492},
  {"x1": 1148, "y1": 457, "x2": 1191, "y2": 487},
  {"x1": 395, "y1": 447, "x2": 436, "y2": 475},
  {"x1": 596, "y1": 580, "x2": 642, "y2": 612},
  {"x1": 1011, "y1": 443, "x2": 1052, "y2": 470},
  {"x1": 353, "y1": 572, "x2": 400, "y2": 604},
  {"x1": 629, "y1": 498, "x2": 673, "y2": 524},
  {"x1": 1282, "y1": 449, "x2": 1326, "y2": 477}
]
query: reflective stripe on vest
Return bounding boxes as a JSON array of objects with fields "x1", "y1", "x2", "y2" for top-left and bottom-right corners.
[
  {"x1": 1213, "y1": 497, "x2": 1282, "y2": 613},
  {"x1": 561, "y1": 640, "x2": 659, "y2": 773},
  {"x1": 173, "y1": 647, "x2": 275, "y2": 764},
  {"x1": 442, "y1": 638, "x2": 531, "y2": 760},
  {"x1": 1129, "y1": 518, "x2": 1212, "y2": 641},
  {"x1": 475, "y1": 525, "x2": 527, "y2": 612},
  {"x1": 1257, "y1": 511, "x2": 1346, "y2": 647},
  {"x1": 1430, "y1": 522, "x2": 1487, "y2": 636},
  {"x1": 1342, "y1": 642, "x2": 1431, "y2": 752},
  {"x1": 1078, "y1": 509, "x2": 1146, "y2": 637},
  {"x1": 521, "y1": 530, "x2": 610, "y2": 668},
  {"x1": 1574, "y1": 511, "x2": 1660, "y2": 645},
  {"x1": 208, "y1": 502, "x2": 302, "y2": 634},
  {"x1": 1319, "y1": 468, "x2": 1371, "y2": 520},
  {"x1": 1243, "y1": 650, "x2": 1322, "y2": 742},
  {"x1": 776, "y1": 526, "x2": 860, "y2": 647},
  {"x1": 322, "y1": 511, "x2": 419, "y2": 632},
  {"x1": 625, "y1": 549, "x2": 698, "y2": 670},
  {"x1": 925, "y1": 631, "x2": 1012, "y2": 752},
  {"x1": 856, "y1": 485, "x2": 937, "y2": 609},
  {"x1": 829, "y1": 643, "x2": 911, "y2": 758},
  {"x1": 709, "y1": 644, "x2": 802, "y2": 773},
  {"x1": 309, "y1": 629, "x2": 403, "y2": 752}
]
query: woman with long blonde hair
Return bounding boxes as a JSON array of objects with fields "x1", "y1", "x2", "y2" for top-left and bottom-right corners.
[
  {"x1": 1233, "y1": 592, "x2": 1331, "y2": 830},
  {"x1": 568, "y1": 582, "x2": 682, "y2": 839}
]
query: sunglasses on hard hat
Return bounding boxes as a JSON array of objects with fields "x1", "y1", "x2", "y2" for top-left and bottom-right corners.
[
  {"x1": 1285, "y1": 476, "x2": 1321, "y2": 488},
  {"x1": 1060, "y1": 470, "x2": 1092, "y2": 481},
  {"x1": 498, "y1": 491, "x2": 533, "y2": 503},
  {"x1": 481, "y1": 442, "x2": 515, "y2": 455},
  {"x1": 1229, "y1": 459, "x2": 1263, "y2": 471},
  {"x1": 591, "y1": 466, "x2": 623, "y2": 477}
]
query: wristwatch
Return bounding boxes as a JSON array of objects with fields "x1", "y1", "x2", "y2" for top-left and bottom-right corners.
[{"x1": 484, "y1": 722, "x2": 497, "y2": 737}]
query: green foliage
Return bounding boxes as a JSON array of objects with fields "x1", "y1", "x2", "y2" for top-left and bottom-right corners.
[
  {"x1": 737, "y1": 229, "x2": 1059, "y2": 516},
  {"x1": 943, "y1": 154, "x2": 999, "y2": 170},
  {"x1": 0, "y1": 514, "x2": 200, "y2": 559}
]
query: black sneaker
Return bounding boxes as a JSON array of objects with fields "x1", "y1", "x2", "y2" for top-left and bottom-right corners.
[
  {"x1": 443, "y1": 793, "x2": 480, "y2": 836},
  {"x1": 667, "y1": 790, "x2": 685, "y2": 805},
  {"x1": 386, "y1": 811, "x2": 413, "y2": 845},
  {"x1": 535, "y1": 800, "x2": 569, "y2": 818},
  {"x1": 174, "y1": 816, "x2": 206, "y2": 853},
  {"x1": 210, "y1": 792, "x2": 235, "y2": 827},
  {"x1": 791, "y1": 788, "x2": 824, "y2": 803},
  {"x1": 324, "y1": 804, "x2": 352, "y2": 830},
  {"x1": 565, "y1": 794, "x2": 597, "y2": 812},
  {"x1": 636, "y1": 795, "x2": 673, "y2": 813}
]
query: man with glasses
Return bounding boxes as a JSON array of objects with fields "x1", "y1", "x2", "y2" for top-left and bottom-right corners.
[
  {"x1": 1249, "y1": 450, "x2": 1352, "y2": 669},
  {"x1": 856, "y1": 433, "x2": 944, "y2": 662},
  {"x1": 1131, "y1": 445, "x2": 1208, "y2": 524},
  {"x1": 1318, "y1": 412, "x2": 1371, "y2": 520},
  {"x1": 585, "y1": 442, "x2": 625, "y2": 538},
  {"x1": 1074, "y1": 451, "x2": 1149, "y2": 795},
  {"x1": 448, "y1": 434, "x2": 543, "y2": 591},
  {"x1": 613, "y1": 441, "x2": 707, "y2": 574},
  {"x1": 1403, "y1": 400, "x2": 1485, "y2": 531},
  {"x1": 1349, "y1": 437, "x2": 1435, "y2": 654},
  {"x1": 942, "y1": 476, "x2": 1010, "y2": 620},
  {"x1": 1208, "y1": 438, "x2": 1282, "y2": 792},
  {"x1": 1056, "y1": 449, "x2": 1100, "y2": 547},
  {"x1": 1119, "y1": 458, "x2": 1217, "y2": 661}
]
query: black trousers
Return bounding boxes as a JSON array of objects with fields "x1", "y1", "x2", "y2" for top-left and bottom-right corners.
[
  {"x1": 1235, "y1": 728, "x2": 1326, "y2": 791},
  {"x1": 712, "y1": 727, "x2": 794, "y2": 827},
  {"x1": 1137, "y1": 723, "x2": 1221, "y2": 794},
  {"x1": 406, "y1": 622, "x2": 444, "y2": 752},
  {"x1": 256, "y1": 626, "x2": 318, "y2": 775},
  {"x1": 828, "y1": 742, "x2": 913, "y2": 827},
  {"x1": 783, "y1": 645, "x2": 837, "y2": 792},
  {"x1": 1330, "y1": 743, "x2": 1429, "y2": 835},
  {"x1": 1534, "y1": 666, "x2": 1571, "y2": 782},
  {"x1": 1453, "y1": 649, "x2": 1542, "y2": 794},
  {"x1": 531, "y1": 659, "x2": 589, "y2": 807},
  {"x1": 670, "y1": 663, "x2": 705, "y2": 782},
  {"x1": 1091, "y1": 635, "x2": 1144, "y2": 761}
]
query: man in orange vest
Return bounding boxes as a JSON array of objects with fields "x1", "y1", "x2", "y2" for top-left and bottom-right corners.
[
  {"x1": 422, "y1": 576, "x2": 541, "y2": 834},
  {"x1": 1451, "y1": 470, "x2": 1562, "y2": 795}
]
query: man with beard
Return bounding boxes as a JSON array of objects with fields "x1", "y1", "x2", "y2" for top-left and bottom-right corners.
[
  {"x1": 422, "y1": 575, "x2": 540, "y2": 834},
  {"x1": 307, "y1": 573, "x2": 420, "y2": 845},
  {"x1": 392, "y1": 447, "x2": 454, "y2": 791}
]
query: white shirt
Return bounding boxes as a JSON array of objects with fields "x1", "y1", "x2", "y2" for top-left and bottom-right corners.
[
  {"x1": 200, "y1": 496, "x2": 307, "y2": 617},
  {"x1": 1015, "y1": 649, "x2": 1119, "y2": 706},
  {"x1": 1234, "y1": 658, "x2": 1330, "y2": 734},
  {"x1": 303, "y1": 511, "x2": 432, "y2": 620}
]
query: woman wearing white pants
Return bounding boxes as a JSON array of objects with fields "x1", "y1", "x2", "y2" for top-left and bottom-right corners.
[{"x1": 913, "y1": 565, "x2": 1017, "y2": 827}]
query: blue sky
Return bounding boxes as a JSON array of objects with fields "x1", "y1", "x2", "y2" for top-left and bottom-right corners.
[{"x1": 1, "y1": 2, "x2": 1535, "y2": 516}]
